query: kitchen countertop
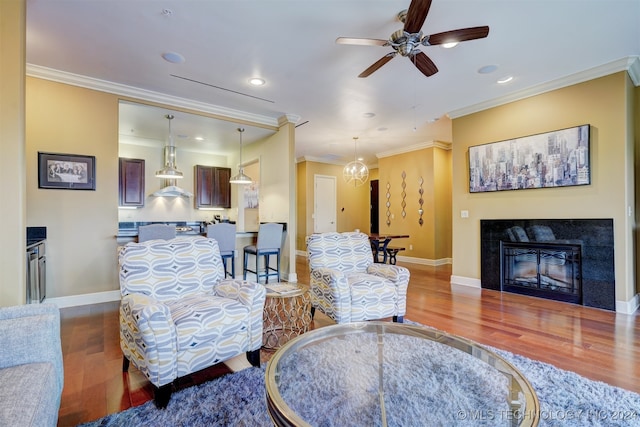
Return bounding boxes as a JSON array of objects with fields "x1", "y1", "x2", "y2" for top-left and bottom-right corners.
[{"x1": 116, "y1": 221, "x2": 257, "y2": 239}]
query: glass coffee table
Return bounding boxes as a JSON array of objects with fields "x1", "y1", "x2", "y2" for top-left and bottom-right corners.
[{"x1": 265, "y1": 322, "x2": 539, "y2": 426}]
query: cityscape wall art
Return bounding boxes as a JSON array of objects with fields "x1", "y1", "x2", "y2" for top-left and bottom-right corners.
[{"x1": 469, "y1": 124, "x2": 590, "y2": 193}]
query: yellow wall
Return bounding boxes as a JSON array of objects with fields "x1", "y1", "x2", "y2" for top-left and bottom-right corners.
[
  {"x1": 297, "y1": 146, "x2": 452, "y2": 264},
  {"x1": 296, "y1": 161, "x2": 373, "y2": 251},
  {"x1": 26, "y1": 77, "x2": 120, "y2": 298},
  {"x1": 25, "y1": 77, "x2": 295, "y2": 300},
  {"x1": 451, "y1": 72, "x2": 636, "y2": 304},
  {"x1": 0, "y1": 0, "x2": 27, "y2": 306},
  {"x1": 378, "y1": 145, "x2": 452, "y2": 262}
]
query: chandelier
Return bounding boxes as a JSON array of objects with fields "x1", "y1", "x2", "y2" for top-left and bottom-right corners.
[{"x1": 343, "y1": 136, "x2": 369, "y2": 187}]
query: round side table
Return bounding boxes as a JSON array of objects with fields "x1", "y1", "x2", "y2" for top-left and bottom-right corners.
[{"x1": 262, "y1": 284, "x2": 312, "y2": 350}]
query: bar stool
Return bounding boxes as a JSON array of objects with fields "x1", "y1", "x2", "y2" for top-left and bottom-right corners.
[
  {"x1": 138, "y1": 224, "x2": 176, "y2": 242},
  {"x1": 207, "y1": 223, "x2": 237, "y2": 278},
  {"x1": 243, "y1": 223, "x2": 283, "y2": 283}
]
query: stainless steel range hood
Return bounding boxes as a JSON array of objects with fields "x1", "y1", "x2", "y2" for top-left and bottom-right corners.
[{"x1": 152, "y1": 183, "x2": 193, "y2": 198}]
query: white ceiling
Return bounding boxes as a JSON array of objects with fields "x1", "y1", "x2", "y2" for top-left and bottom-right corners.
[{"x1": 26, "y1": 0, "x2": 640, "y2": 165}]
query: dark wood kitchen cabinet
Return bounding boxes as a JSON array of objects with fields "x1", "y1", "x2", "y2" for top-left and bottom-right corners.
[
  {"x1": 119, "y1": 158, "x2": 145, "y2": 207},
  {"x1": 195, "y1": 165, "x2": 231, "y2": 209}
]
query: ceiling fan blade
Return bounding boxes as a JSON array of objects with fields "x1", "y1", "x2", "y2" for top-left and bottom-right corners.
[
  {"x1": 403, "y1": 0, "x2": 433, "y2": 34},
  {"x1": 425, "y1": 26, "x2": 490, "y2": 46},
  {"x1": 358, "y1": 53, "x2": 396, "y2": 78},
  {"x1": 336, "y1": 37, "x2": 388, "y2": 47},
  {"x1": 411, "y1": 52, "x2": 438, "y2": 77}
]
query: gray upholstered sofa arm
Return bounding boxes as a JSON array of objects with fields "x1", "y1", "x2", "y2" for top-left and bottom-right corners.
[
  {"x1": 0, "y1": 303, "x2": 63, "y2": 393},
  {"x1": 0, "y1": 303, "x2": 64, "y2": 427}
]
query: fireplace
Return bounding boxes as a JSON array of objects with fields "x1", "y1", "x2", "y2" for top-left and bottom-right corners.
[
  {"x1": 481, "y1": 219, "x2": 614, "y2": 310},
  {"x1": 500, "y1": 240, "x2": 582, "y2": 304}
]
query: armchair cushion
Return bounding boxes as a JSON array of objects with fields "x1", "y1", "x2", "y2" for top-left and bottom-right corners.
[{"x1": 166, "y1": 294, "x2": 249, "y2": 351}]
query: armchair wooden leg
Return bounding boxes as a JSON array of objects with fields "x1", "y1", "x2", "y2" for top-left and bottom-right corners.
[
  {"x1": 393, "y1": 315, "x2": 404, "y2": 323},
  {"x1": 310, "y1": 306, "x2": 316, "y2": 320},
  {"x1": 153, "y1": 383, "x2": 173, "y2": 409},
  {"x1": 122, "y1": 355, "x2": 130, "y2": 372},
  {"x1": 246, "y1": 349, "x2": 260, "y2": 367}
]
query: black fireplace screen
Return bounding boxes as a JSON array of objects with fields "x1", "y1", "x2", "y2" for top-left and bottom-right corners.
[{"x1": 501, "y1": 241, "x2": 582, "y2": 304}]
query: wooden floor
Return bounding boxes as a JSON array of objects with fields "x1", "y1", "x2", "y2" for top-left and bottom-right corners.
[{"x1": 57, "y1": 257, "x2": 640, "y2": 426}]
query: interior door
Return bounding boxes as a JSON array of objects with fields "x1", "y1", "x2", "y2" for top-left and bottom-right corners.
[
  {"x1": 370, "y1": 179, "x2": 379, "y2": 234},
  {"x1": 314, "y1": 175, "x2": 337, "y2": 233}
]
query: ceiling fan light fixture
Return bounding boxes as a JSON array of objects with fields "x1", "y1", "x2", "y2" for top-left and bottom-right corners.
[
  {"x1": 229, "y1": 128, "x2": 253, "y2": 185},
  {"x1": 441, "y1": 41, "x2": 458, "y2": 49}
]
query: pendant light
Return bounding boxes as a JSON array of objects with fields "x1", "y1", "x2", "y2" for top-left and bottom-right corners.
[
  {"x1": 343, "y1": 136, "x2": 369, "y2": 187},
  {"x1": 155, "y1": 114, "x2": 183, "y2": 179},
  {"x1": 229, "y1": 127, "x2": 252, "y2": 184}
]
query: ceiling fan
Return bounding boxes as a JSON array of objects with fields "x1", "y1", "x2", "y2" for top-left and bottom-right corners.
[{"x1": 336, "y1": 0, "x2": 489, "y2": 78}]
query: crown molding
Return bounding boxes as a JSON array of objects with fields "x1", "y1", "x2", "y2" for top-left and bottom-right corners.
[
  {"x1": 627, "y1": 56, "x2": 640, "y2": 86},
  {"x1": 26, "y1": 64, "x2": 283, "y2": 128},
  {"x1": 297, "y1": 155, "x2": 344, "y2": 166},
  {"x1": 376, "y1": 140, "x2": 452, "y2": 159},
  {"x1": 296, "y1": 155, "x2": 378, "y2": 169},
  {"x1": 448, "y1": 56, "x2": 640, "y2": 119},
  {"x1": 278, "y1": 114, "x2": 301, "y2": 126}
]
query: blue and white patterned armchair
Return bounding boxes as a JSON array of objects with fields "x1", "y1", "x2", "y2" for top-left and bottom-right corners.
[
  {"x1": 307, "y1": 232, "x2": 410, "y2": 324},
  {"x1": 118, "y1": 236, "x2": 266, "y2": 408}
]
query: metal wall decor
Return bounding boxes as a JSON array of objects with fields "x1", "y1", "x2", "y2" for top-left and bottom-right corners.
[
  {"x1": 400, "y1": 171, "x2": 407, "y2": 218},
  {"x1": 385, "y1": 182, "x2": 391, "y2": 226},
  {"x1": 418, "y1": 177, "x2": 424, "y2": 226}
]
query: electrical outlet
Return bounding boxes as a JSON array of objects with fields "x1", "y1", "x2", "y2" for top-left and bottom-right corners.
[{"x1": 461, "y1": 210, "x2": 469, "y2": 218}]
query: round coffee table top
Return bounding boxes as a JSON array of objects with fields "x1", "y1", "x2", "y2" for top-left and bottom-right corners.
[{"x1": 265, "y1": 322, "x2": 539, "y2": 426}]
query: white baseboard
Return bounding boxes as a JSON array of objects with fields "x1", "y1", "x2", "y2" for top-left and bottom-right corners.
[
  {"x1": 450, "y1": 275, "x2": 482, "y2": 289},
  {"x1": 396, "y1": 255, "x2": 452, "y2": 266},
  {"x1": 616, "y1": 293, "x2": 640, "y2": 314},
  {"x1": 46, "y1": 290, "x2": 121, "y2": 309}
]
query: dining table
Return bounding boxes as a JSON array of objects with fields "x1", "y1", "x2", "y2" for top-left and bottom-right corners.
[{"x1": 368, "y1": 233, "x2": 409, "y2": 264}]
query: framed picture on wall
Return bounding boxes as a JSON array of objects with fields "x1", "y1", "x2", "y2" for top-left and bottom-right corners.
[
  {"x1": 38, "y1": 152, "x2": 96, "y2": 190},
  {"x1": 468, "y1": 124, "x2": 590, "y2": 193}
]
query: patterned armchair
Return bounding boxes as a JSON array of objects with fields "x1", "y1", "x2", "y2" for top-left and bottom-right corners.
[
  {"x1": 118, "y1": 236, "x2": 266, "y2": 408},
  {"x1": 307, "y1": 232, "x2": 410, "y2": 324}
]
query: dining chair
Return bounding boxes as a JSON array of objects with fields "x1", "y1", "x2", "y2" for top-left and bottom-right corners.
[
  {"x1": 243, "y1": 223, "x2": 283, "y2": 283},
  {"x1": 138, "y1": 224, "x2": 176, "y2": 242},
  {"x1": 207, "y1": 223, "x2": 237, "y2": 278}
]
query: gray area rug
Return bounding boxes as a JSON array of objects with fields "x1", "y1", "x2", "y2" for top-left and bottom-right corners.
[{"x1": 80, "y1": 324, "x2": 640, "y2": 427}]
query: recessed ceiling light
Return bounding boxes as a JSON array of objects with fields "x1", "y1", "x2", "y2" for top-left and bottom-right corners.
[
  {"x1": 249, "y1": 77, "x2": 265, "y2": 86},
  {"x1": 194, "y1": 136, "x2": 204, "y2": 141},
  {"x1": 478, "y1": 64, "x2": 498, "y2": 74},
  {"x1": 363, "y1": 112, "x2": 376, "y2": 118},
  {"x1": 497, "y1": 76, "x2": 514, "y2": 84},
  {"x1": 441, "y1": 42, "x2": 458, "y2": 49},
  {"x1": 162, "y1": 52, "x2": 185, "y2": 64}
]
